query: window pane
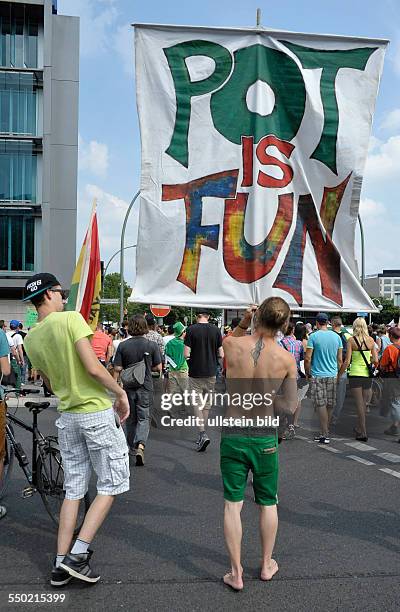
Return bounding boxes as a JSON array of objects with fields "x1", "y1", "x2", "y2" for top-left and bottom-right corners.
[
  {"x1": 1, "y1": 4, "x2": 39, "y2": 68},
  {"x1": 0, "y1": 139, "x2": 36, "y2": 201},
  {"x1": 25, "y1": 17, "x2": 38, "y2": 68},
  {"x1": 0, "y1": 216, "x2": 8, "y2": 269},
  {"x1": 0, "y1": 214, "x2": 35, "y2": 271},
  {"x1": 0, "y1": 72, "x2": 36, "y2": 135},
  {"x1": 10, "y1": 215, "x2": 22, "y2": 269},
  {"x1": 24, "y1": 216, "x2": 34, "y2": 270}
]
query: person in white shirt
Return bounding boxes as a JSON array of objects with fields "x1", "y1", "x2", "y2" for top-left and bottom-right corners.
[
  {"x1": 7, "y1": 320, "x2": 24, "y2": 390},
  {"x1": 163, "y1": 324, "x2": 175, "y2": 347}
]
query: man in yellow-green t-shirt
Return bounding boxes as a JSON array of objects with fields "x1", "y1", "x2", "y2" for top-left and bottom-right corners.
[{"x1": 23, "y1": 273, "x2": 130, "y2": 587}]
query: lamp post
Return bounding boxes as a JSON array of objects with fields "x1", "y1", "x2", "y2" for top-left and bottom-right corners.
[
  {"x1": 369, "y1": 297, "x2": 382, "y2": 325},
  {"x1": 120, "y1": 190, "x2": 140, "y2": 324},
  {"x1": 358, "y1": 214, "x2": 365, "y2": 288},
  {"x1": 103, "y1": 244, "x2": 136, "y2": 278}
]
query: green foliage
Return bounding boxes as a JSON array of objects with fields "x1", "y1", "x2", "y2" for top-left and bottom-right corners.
[
  {"x1": 332, "y1": 297, "x2": 400, "y2": 326},
  {"x1": 100, "y1": 273, "x2": 221, "y2": 326},
  {"x1": 368, "y1": 297, "x2": 400, "y2": 325},
  {"x1": 100, "y1": 273, "x2": 130, "y2": 324}
]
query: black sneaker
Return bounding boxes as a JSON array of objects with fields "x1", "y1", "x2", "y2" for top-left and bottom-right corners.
[
  {"x1": 197, "y1": 432, "x2": 210, "y2": 452},
  {"x1": 59, "y1": 551, "x2": 100, "y2": 584},
  {"x1": 51, "y1": 560, "x2": 72, "y2": 587},
  {"x1": 319, "y1": 436, "x2": 330, "y2": 444},
  {"x1": 313, "y1": 434, "x2": 322, "y2": 441}
]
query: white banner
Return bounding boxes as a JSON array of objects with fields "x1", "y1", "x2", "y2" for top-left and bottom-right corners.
[{"x1": 133, "y1": 25, "x2": 387, "y2": 311}]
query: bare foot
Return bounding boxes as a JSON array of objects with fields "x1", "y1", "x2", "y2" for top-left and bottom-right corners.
[
  {"x1": 223, "y1": 570, "x2": 243, "y2": 591},
  {"x1": 260, "y1": 558, "x2": 279, "y2": 581}
]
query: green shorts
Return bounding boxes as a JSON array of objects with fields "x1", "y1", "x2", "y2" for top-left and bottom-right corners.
[{"x1": 220, "y1": 434, "x2": 278, "y2": 506}]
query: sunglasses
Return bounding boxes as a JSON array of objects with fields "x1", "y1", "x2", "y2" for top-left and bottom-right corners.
[{"x1": 48, "y1": 288, "x2": 69, "y2": 301}]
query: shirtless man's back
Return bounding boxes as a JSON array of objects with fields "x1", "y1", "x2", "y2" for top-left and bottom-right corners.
[{"x1": 220, "y1": 297, "x2": 297, "y2": 592}]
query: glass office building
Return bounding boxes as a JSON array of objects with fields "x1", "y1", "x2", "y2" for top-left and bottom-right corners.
[{"x1": 0, "y1": 0, "x2": 78, "y2": 321}]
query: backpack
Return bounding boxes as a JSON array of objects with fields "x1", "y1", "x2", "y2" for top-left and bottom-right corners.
[
  {"x1": 336, "y1": 331, "x2": 348, "y2": 360},
  {"x1": 392, "y1": 345, "x2": 400, "y2": 378},
  {"x1": 120, "y1": 359, "x2": 148, "y2": 390},
  {"x1": 120, "y1": 339, "x2": 152, "y2": 390},
  {"x1": 380, "y1": 345, "x2": 400, "y2": 379}
]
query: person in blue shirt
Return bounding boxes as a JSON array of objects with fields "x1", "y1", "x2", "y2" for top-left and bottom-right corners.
[
  {"x1": 304, "y1": 313, "x2": 342, "y2": 444},
  {"x1": 0, "y1": 327, "x2": 11, "y2": 520}
]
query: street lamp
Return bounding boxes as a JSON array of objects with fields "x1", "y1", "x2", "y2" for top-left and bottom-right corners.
[
  {"x1": 103, "y1": 245, "x2": 136, "y2": 278},
  {"x1": 358, "y1": 214, "x2": 365, "y2": 287},
  {"x1": 369, "y1": 297, "x2": 383, "y2": 324},
  {"x1": 120, "y1": 190, "x2": 140, "y2": 324}
]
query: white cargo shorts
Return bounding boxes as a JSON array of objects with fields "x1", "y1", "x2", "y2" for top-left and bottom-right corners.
[{"x1": 55, "y1": 407, "x2": 130, "y2": 500}]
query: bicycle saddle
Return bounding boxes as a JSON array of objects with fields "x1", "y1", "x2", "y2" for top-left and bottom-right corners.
[{"x1": 25, "y1": 401, "x2": 51, "y2": 412}]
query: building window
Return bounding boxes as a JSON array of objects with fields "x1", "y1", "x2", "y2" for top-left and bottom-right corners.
[
  {"x1": 0, "y1": 139, "x2": 37, "y2": 202},
  {"x1": 0, "y1": 2, "x2": 40, "y2": 69},
  {"x1": 0, "y1": 213, "x2": 35, "y2": 271},
  {"x1": 0, "y1": 71, "x2": 37, "y2": 134}
]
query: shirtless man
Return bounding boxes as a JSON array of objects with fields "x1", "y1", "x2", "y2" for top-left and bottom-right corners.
[{"x1": 221, "y1": 297, "x2": 297, "y2": 591}]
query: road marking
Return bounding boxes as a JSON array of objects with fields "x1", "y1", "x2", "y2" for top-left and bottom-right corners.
[
  {"x1": 330, "y1": 437, "x2": 346, "y2": 441},
  {"x1": 375, "y1": 453, "x2": 400, "y2": 463},
  {"x1": 296, "y1": 435, "x2": 310, "y2": 441},
  {"x1": 380, "y1": 468, "x2": 400, "y2": 479},
  {"x1": 318, "y1": 446, "x2": 341, "y2": 453},
  {"x1": 345, "y1": 442, "x2": 377, "y2": 451},
  {"x1": 346, "y1": 455, "x2": 375, "y2": 466}
]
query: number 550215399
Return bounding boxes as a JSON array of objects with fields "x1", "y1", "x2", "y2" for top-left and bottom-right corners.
[{"x1": 8, "y1": 594, "x2": 66, "y2": 603}]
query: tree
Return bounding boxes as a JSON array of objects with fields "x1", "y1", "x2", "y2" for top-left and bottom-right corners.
[
  {"x1": 332, "y1": 297, "x2": 400, "y2": 326},
  {"x1": 368, "y1": 297, "x2": 400, "y2": 325},
  {"x1": 100, "y1": 273, "x2": 130, "y2": 324},
  {"x1": 100, "y1": 273, "x2": 222, "y2": 326}
]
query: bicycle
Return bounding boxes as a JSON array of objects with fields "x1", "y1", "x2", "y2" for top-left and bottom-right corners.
[{"x1": 0, "y1": 389, "x2": 90, "y2": 531}]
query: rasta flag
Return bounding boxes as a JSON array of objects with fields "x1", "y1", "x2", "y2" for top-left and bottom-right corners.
[
  {"x1": 133, "y1": 24, "x2": 387, "y2": 311},
  {"x1": 66, "y1": 200, "x2": 101, "y2": 330}
]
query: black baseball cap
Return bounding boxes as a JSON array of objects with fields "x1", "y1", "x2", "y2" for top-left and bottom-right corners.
[
  {"x1": 316, "y1": 312, "x2": 329, "y2": 323},
  {"x1": 22, "y1": 273, "x2": 61, "y2": 302}
]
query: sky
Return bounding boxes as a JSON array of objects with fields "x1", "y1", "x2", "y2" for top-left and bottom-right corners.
[{"x1": 58, "y1": 0, "x2": 400, "y2": 286}]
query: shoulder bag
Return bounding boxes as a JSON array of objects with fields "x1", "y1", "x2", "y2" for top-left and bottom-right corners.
[{"x1": 353, "y1": 337, "x2": 374, "y2": 378}]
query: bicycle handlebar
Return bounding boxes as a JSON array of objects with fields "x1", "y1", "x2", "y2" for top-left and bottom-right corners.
[{"x1": 2, "y1": 388, "x2": 41, "y2": 400}]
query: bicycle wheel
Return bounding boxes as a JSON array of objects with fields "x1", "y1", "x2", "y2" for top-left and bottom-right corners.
[
  {"x1": 371, "y1": 378, "x2": 383, "y2": 408},
  {"x1": 36, "y1": 439, "x2": 90, "y2": 532},
  {"x1": 0, "y1": 426, "x2": 15, "y2": 500}
]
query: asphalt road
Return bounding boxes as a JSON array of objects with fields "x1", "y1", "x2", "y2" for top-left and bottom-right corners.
[{"x1": 1, "y1": 387, "x2": 399, "y2": 611}]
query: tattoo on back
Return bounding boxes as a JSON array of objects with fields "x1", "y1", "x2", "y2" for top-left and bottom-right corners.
[{"x1": 251, "y1": 336, "x2": 265, "y2": 366}]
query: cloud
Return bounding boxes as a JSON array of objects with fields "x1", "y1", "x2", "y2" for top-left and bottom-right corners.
[
  {"x1": 359, "y1": 132, "x2": 400, "y2": 274},
  {"x1": 113, "y1": 24, "x2": 135, "y2": 76},
  {"x1": 77, "y1": 185, "x2": 139, "y2": 284},
  {"x1": 359, "y1": 197, "x2": 386, "y2": 219},
  {"x1": 58, "y1": 0, "x2": 119, "y2": 58},
  {"x1": 392, "y1": 37, "x2": 400, "y2": 77},
  {"x1": 364, "y1": 134, "x2": 400, "y2": 183},
  {"x1": 79, "y1": 135, "x2": 109, "y2": 177},
  {"x1": 381, "y1": 108, "x2": 400, "y2": 131}
]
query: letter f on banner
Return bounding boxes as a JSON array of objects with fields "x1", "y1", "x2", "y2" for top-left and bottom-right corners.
[{"x1": 162, "y1": 170, "x2": 239, "y2": 292}]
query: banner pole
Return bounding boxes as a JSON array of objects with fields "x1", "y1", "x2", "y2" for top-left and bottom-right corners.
[{"x1": 256, "y1": 8, "x2": 262, "y2": 26}]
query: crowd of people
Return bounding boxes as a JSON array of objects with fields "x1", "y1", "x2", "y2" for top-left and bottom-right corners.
[{"x1": 1, "y1": 271, "x2": 400, "y2": 591}]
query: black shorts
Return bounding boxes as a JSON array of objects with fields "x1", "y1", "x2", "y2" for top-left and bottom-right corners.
[{"x1": 348, "y1": 377, "x2": 372, "y2": 390}]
